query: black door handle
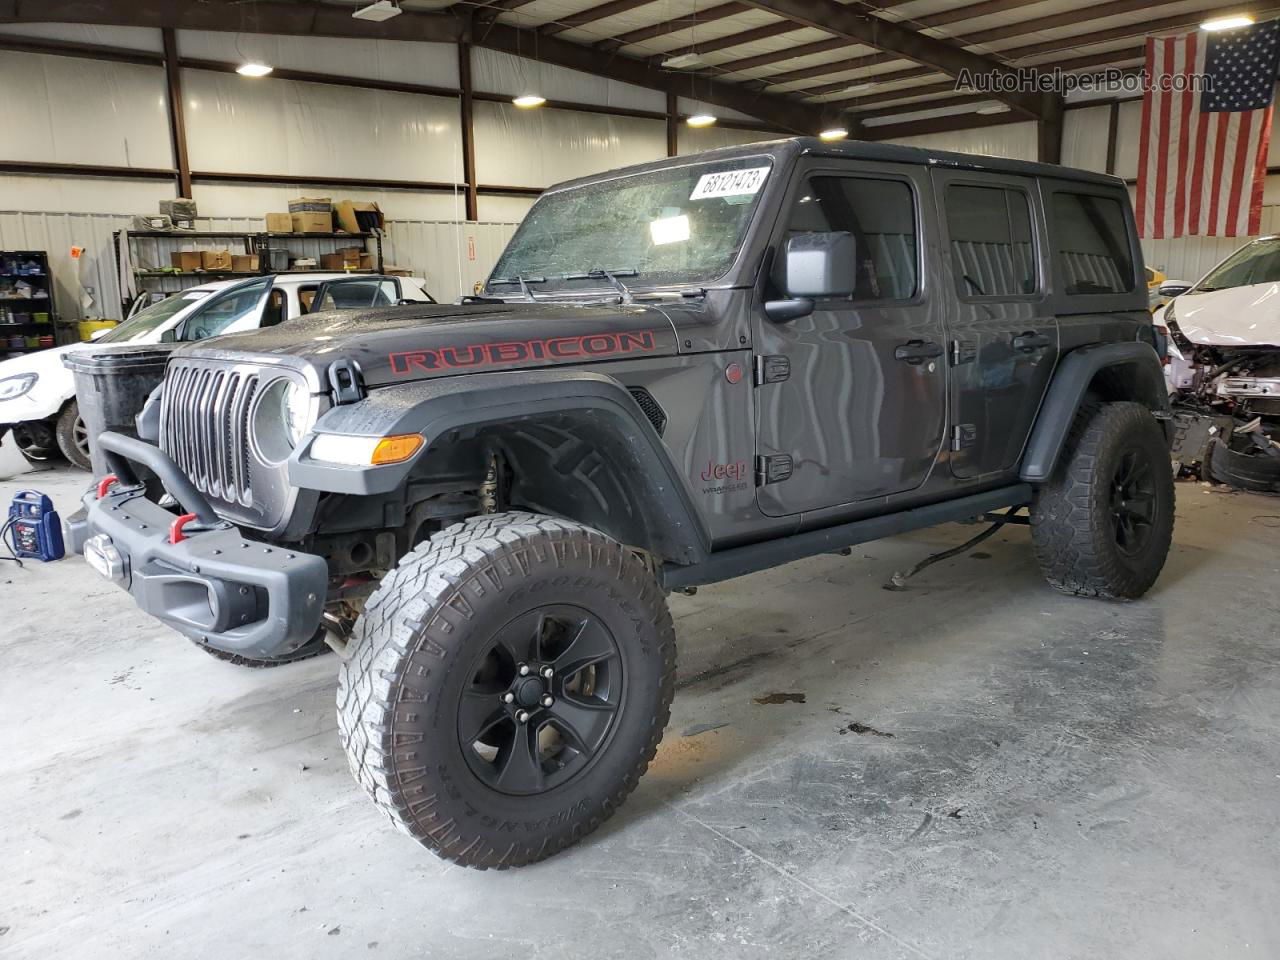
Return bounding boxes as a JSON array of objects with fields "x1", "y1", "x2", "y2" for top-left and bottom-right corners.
[
  {"x1": 894, "y1": 340, "x2": 944, "y2": 364},
  {"x1": 1012, "y1": 332, "x2": 1052, "y2": 352}
]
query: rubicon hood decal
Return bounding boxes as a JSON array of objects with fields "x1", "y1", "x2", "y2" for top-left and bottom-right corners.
[
  {"x1": 177, "y1": 301, "x2": 681, "y2": 387},
  {"x1": 389, "y1": 330, "x2": 659, "y2": 375}
]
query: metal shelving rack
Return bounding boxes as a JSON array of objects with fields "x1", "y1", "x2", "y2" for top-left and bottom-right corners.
[
  {"x1": 0, "y1": 250, "x2": 58, "y2": 358},
  {"x1": 113, "y1": 229, "x2": 385, "y2": 312}
]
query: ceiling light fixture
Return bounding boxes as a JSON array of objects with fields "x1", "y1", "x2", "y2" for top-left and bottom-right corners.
[
  {"x1": 513, "y1": 94, "x2": 547, "y2": 108},
  {"x1": 1201, "y1": 14, "x2": 1254, "y2": 30},
  {"x1": 661, "y1": 53, "x2": 704, "y2": 70},
  {"x1": 819, "y1": 127, "x2": 849, "y2": 140},
  {"x1": 353, "y1": 1, "x2": 404, "y2": 22},
  {"x1": 844, "y1": 81, "x2": 877, "y2": 94},
  {"x1": 976, "y1": 103, "x2": 1011, "y2": 115},
  {"x1": 236, "y1": 62, "x2": 274, "y2": 77},
  {"x1": 686, "y1": 113, "x2": 717, "y2": 127}
]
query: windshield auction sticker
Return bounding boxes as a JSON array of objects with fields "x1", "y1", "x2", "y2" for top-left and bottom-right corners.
[{"x1": 690, "y1": 166, "x2": 770, "y2": 200}]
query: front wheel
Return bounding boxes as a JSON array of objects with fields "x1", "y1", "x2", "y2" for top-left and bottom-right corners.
[
  {"x1": 1030, "y1": 401, "x2": 1175, "y2": 600},
  {"x1": 337, "y1": 512, "x2": 676, "y2": 869}
]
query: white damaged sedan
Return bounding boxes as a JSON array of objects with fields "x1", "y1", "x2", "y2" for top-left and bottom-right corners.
[{"x1": 1159, "y1": 237, "x2": 1280, "y2": 491}]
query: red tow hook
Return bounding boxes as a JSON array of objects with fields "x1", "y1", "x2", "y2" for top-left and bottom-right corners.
[
  {"x1": 96, "y1": 474, "x2": 119, "y2": 499},
  {"x1": 168, "y1": 512, "x2": 199, "y2": 544}
]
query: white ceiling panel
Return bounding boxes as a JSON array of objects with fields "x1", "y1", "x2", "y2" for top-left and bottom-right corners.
[{"x1": 616, "y1": 11, "x2": 794, "y2": 56}]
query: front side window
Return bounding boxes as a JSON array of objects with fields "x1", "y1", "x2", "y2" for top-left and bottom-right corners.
[
  {"x1": 945, "y1": 184, "x2": 1036, "y2": 298},
  {"x1": 1194, "y1": 237, "x2": 1280, "y2": 292},
  {"x1": 178, "y1": 278, "x2": 271, "y2": 341},
  {"x1": 488, "y1": 157, "x2": 773, "y2": 295},
  {"x1": 779, "y1": 176, "x2": 917, "y2": 301},
  {"x1": 1053, "y1": 193, "x2": 1135, "y2": 295}
]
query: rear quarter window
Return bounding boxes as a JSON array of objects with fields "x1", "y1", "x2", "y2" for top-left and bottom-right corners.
[{"x1": 1052, "y1": 193, "x2": 1136, "y2": 296}]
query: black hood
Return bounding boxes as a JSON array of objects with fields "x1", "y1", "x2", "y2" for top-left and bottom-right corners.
[{"x1": 177, "y1": 301, "x2": 680, "y2": 388}]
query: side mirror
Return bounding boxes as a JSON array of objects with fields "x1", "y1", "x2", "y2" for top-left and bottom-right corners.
[
  {"x1": 1158, "y1": 281, "x2": 1192, "y2": 298},
  {"x1": 765, "y1": 231, "x2": 858, "y2": 323},
  {"x1": 785, "y1": 231, "x2": 858, "y2": 298}
]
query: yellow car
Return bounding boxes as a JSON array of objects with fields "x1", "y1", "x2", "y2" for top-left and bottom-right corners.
[{"x1": 1147, "y1": 265, "x2": 1168, "y2": 310}]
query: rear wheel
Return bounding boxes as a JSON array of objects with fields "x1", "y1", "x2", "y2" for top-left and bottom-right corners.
[
  {"x1": 337, "y1": 512, "x2": 676, "y2": 869},
  {"x1": 55, "y1": 401, "x2": 92, "y2": 471},
  {"x1": 1031, "y1": 401, "x2": 1175, "y2": 599}
]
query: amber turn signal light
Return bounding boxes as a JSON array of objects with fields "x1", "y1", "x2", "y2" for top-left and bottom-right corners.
[{"x1": 370, "y1": 434, "x2": 424, "y2": 465}]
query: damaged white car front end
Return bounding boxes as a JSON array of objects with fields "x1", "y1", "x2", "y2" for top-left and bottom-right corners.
[{"x1": 1161, "y1": 236, "x2": 1280, "y2": 492}]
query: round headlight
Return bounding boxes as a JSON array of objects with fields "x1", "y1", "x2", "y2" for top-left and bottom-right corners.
[{"x1": 253, "y1": 378, "x2": 311, "y2": 464}]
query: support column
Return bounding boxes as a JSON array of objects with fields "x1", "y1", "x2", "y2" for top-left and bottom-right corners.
[
  {"x1": 458, "y1": 42, "x2": 479, "y2": 222},
  {"x1": 666, "y1": 91, "x2": 679, "y2": 157},
  {"x1": 1105, "y1": 100, "x2": 1120, "y2": 175},
  {"x1": 161, "y1": 28, "x2": 192, "y2": 198},
  {"x1": 1036, "y1": 94, "x2": 1065, "y2": 166}
]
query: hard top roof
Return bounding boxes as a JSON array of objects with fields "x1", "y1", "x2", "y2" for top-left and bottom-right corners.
[{"x1": 546, "y1": 136, "x2": 1124, "y2": 196}]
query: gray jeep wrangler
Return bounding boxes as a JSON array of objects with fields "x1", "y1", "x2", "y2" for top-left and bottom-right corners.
[{"x1": 68, "y1": 138, "x2": 1173, "y2": 869}]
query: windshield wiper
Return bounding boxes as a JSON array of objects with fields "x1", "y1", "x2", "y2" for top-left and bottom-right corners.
[
  {"x1": 488, "y1": 274, "x2": 547, "y2": 301},
  {"x1": 563, "y1": 267, "x2": 638, "y2": 304}
]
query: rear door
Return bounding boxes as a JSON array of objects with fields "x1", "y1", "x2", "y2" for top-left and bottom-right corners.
[
  {"x1": 754, "y1": 159, "x2": 947, "y2": 516},
  {"x1": 931, "y1": 171, "x2": 1058, "y2": 478}
]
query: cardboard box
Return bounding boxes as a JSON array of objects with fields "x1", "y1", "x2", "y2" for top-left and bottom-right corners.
[
  {"x1": 289, "y1": 196, "x2": 332, "y2": 213},
  {"x1": 337, "y1": 246, "x2": 363, "y2": 258},
  {"x1": 358, "y1": 253, "x2": 374, "y2": 270},
  {"x1": 170, "y1": 251, "x2": 203, "y2": 272},
  {"x1": 292, "y1": 211, "x2": 333, "y2": 234},
  {"x1": 201, "y1": 250, "x2": 234, "y2": 271},
  {"x1": 232, "y1": 254, "x2": 260, "y2": 273},
  {"x1": 265, "y1": 212, "x2": 293, "y2": 233},
  {"x1": 335, "y1": 200, "x2": 384, "y2": 235},
  {"x1": 321, "y1": 252, "x2": 361, "y2": 271}
]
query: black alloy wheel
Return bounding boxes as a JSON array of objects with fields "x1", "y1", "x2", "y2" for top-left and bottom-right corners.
[
  {"x1": 459, "y1": 606, "x2": 622, "y2": 796},
  {"x1": 1110, "y1": 447, "x2": 1157, "y2": 557}
]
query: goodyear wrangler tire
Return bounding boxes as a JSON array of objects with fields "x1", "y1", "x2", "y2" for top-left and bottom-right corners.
[
  {"x1": 1030, "y1": 401, "x2": 1174, "y2": 600},
  {"x1": 337, "y1": 512, "x2": 676, "y2": 869}
]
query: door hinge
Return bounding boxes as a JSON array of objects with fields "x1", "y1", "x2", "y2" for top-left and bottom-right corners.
[
  {"x1": 951, "y1": 339, "x2": 977, "y2": 365},
  {"x1": 951, "y1": 424, "x2": 977, "y2": 451},
  {"x1": 755, "y1": 454, "x2": 793, "y2": 485},
  {"x1": 753, "y1": 354, "x2": 791, "y2": 386}
]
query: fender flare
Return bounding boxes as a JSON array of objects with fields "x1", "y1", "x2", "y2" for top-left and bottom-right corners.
[
  {"x1": 1020, "y1": 341, "x2": 1170, "y2": 483},
  {"x1": 289, "y1": 369, "x2": 711, "y2": 564}
]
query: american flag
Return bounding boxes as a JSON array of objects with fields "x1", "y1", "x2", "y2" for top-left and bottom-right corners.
[{"x1": 1136, "y1": 19, "x2": 1280, "y2": 238}]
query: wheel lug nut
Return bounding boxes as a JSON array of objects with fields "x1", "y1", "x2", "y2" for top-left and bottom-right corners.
[
  {"x1": 502, "y1": 692, "x2": 515, "y2": 704},
  {"x1": 540, "y1": 666, "x2": 554, "y2": 679},
  {"x1": 516, "y1": 710, "x2": 530, "y2": 724},
  {"x1": 540, "y1": 695, "x2": 554, "y2": 708},
  {"x1": 518, "y1": 663, "x2": 531, "y2": 676}
]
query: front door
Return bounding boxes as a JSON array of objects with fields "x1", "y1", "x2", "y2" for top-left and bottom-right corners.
[
  {"x1": 931, "y1": 171, "x2": 1059, "y2": 478},
  {"x1": 754, "y1": 161, "x2": 947, "y2": 517}
]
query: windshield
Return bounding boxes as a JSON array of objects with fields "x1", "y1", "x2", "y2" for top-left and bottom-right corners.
[
  {"x1": 1196, "y1": 238, "x2": 1280, "y2": 292},
  {"x1": 98, "y1": 291, "x2": 210, "y2": 343},
  {"x1": 487, "y1": 156, "x2": 774, "y2": 295}
]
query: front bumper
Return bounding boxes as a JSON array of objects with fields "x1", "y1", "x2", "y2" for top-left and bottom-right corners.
[{"x1": 66, "y1": 432, "x2": 327, "y2": 659}]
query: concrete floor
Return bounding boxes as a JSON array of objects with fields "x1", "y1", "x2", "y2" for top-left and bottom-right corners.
[{"x1": 2, "y1": 439, "x2": 1279, "y2": 960}]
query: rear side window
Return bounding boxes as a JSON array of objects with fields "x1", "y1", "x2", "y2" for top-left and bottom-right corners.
[
  {"x1": 1053, "y1": 193, "x2": 1135, "y2": 295},
  {"x1": 781, "y1": 176, "x2": 917, "y2": 300},
  {"x1": 944, "y1": 184, "x2": 1036, "y2": 298}
]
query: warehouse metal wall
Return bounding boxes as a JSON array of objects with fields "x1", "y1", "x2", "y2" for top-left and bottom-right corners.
[{"x1": 0, "y1": 212, "x2": 520, "y2": 320}]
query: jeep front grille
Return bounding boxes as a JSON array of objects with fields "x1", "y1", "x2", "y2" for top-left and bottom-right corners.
[{"x1": 160, "y1": 360, "x2": 261, "y2": 507}]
